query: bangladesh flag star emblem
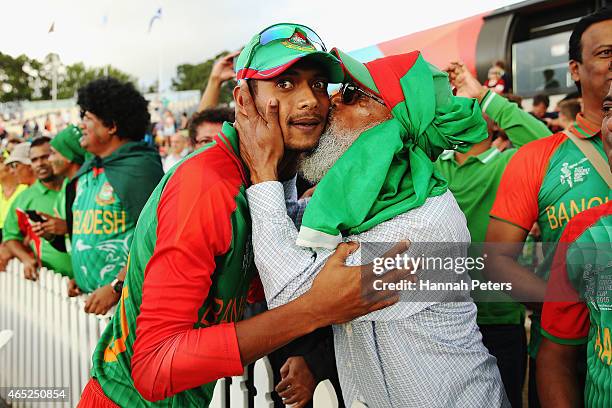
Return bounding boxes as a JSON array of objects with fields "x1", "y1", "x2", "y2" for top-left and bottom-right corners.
[{"x1": 282, "y1": 31, "x2": 315, "y2": 52}]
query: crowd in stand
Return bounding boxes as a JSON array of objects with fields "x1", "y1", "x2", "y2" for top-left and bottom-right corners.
[{"x1": 0, "y1": 7, "x2": 610, "y2": 408}]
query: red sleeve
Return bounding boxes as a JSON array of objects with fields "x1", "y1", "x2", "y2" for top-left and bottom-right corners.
[
  {"x1": 131, "y1": 160, "x2": 244, "y2": 402},
  {"x1": 490, "y1": 134, "x2": 564, "y2": 231},
  {"x1": 541, "y1": 250, "x2": 589, "y2": 342}
]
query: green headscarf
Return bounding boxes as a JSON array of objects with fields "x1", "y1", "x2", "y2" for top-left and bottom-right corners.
[
  {"x1": 50, "y1": 125, "x2": 87, "y2": 164},
  {"x1": 296, "y1": 50, "x2": 487, "y2": 249}
]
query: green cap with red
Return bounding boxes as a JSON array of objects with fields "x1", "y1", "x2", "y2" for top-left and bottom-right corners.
[{"x1": 235, "y1": 23, "x2": 343, "y2": 83}]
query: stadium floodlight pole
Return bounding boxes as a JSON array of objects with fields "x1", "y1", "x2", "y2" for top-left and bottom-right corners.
[
  {"x1": 148, "y1": 7, "x2": 163, "y2": 98},
  {"x1": 158, "y1": 39, "x2": 163, "y2": 97},
  {"x1": 48, "y1": 21, "x2": 58, "y2": 101},
  {"x1": 52, "y1": 53, "x2": 58, "y2": 101}
]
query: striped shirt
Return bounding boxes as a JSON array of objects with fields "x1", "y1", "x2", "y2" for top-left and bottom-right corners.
[{"x1": 247, "y1": 179, "x2": 509, "y2": 407}]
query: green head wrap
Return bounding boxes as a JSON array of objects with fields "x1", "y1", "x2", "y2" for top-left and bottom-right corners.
[
  {"x1": 296, "y1": 49, "x2": 488, "y2": 249},
  {"x1": 50, "y1": 125, "x2": 86, "y2": 165}
]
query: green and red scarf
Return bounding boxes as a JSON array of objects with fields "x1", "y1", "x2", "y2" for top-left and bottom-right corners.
[{"x1": 296, "y1": 50, "x2": 487, "y2": 249}]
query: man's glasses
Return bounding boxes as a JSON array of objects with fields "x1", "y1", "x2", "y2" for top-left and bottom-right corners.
[
  {"x1": 340, "y1": 83, "x2": 385, "y2": 106},
  {"x1": 237, "y1": 23, "x2": 327, "y2": 80}
]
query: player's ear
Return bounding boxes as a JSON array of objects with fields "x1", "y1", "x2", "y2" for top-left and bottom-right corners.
[{"x1": 233, "y1": 85, "x2": 247, "y2": 117}]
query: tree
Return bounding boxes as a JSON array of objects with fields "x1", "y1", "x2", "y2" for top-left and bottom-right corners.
[
  {"x1": 171, "y1": 51, "x2": 235, "y2": 105},
  {"x1": 58, "y1": 63, "x2": 135, "y2": 100},
  {"x1": 0, "y1": 52, "x2": 136, "y2": 102},
  {"x1": 0, "y1": 52, "x2": 39, "y2": 101}
]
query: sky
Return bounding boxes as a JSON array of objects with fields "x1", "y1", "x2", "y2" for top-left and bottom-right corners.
[{"x1": 1, "y1": 0, "x2": 525, "y2": 91}]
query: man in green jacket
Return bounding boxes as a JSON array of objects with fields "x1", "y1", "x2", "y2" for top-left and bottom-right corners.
[{"x1": 65, "y1": 77, "x2": 164, "y2": 315}]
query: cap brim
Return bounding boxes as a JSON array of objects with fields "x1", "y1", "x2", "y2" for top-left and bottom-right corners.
[
  {"x1": 330, "y1": 48, "x2": 380, "y2": 95},
  {"x1": 236, "y1": 36, "x2": 344, "y2": 83},
  {"x1": 240, "y1": 50, "x2": 344, "y2": 83},
  {"x1": 5, "y1": 157, "x2": 30, "y2": 165},
  {"x1": 298, "y1": 51, "x2": 345, "y2": 83}
]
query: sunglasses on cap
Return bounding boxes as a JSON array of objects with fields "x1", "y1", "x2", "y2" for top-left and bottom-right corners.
[
  {"x1": 237, "y1": 23, "x2": 327, "y2": 81},
  {"x1": 340, "y1": 83, "x2": 385, "y2": 106}
]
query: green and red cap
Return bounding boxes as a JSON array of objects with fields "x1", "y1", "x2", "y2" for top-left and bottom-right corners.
[{"x1": 235, "y1": 23, "x2": 343, "y2": 83}]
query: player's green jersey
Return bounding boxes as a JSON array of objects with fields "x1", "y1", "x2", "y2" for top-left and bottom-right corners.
[
  {"x1": 90, "y1": 124, "x2": 256, "y2": 407},
  {"x1": 542, "y1": 201, "x2": 612, "y2": 407}
]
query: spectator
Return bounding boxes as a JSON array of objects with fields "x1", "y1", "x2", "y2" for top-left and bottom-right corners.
[
  {"x1": 0, "y1": 156, "x2": 28, "y2": 240},
  {"x1": 531, "y1": 94, "x2": 550, "y2": 120},
  {"x1": 2, "y1": 137, "x2": 72, "y2": 280},
  {"x1": 162, "y1": 131, "x2": 190, "y2": 172},
  {"x1": 65, "y1": 77, "x2": 163, "y2": 315},
  {"x1": 485, "y1": 65, "x2": 506, "y2": 94},
  {"x1": 542, "y1": 69, "x2": 561, "y2": 90},
  {"x1": 240, "y1": 45, "x2": 506, "y2": 407},
  {"x1": 485, "y1": 8, "x2": 612, "y2": 408},
  {"x1": 558, "y1": 99, "x2": 582, "y2": 130},
  {"x1": 6, "y1": 143, "x2": 35, "y2": 186},
  {"x1": 495, "y1": 60, "x2": 511, "y2": 92},
  {"x1": 531, "y1": 94, "x2": 559, "y2": 130},
  {"x1": 180, "y1": 112, "x2": 188, "y2": 130},
  {"x1": 161, "y1": 110, "x2": 176, "y2": 137},
  {"x1": 0, "y1": 155, "x2": 28, "y2": 270},
  {"x1": 30, "y1": 125, "x2": 87, "y2": 296},
  {"x1": 197, "y1": 49, "x2": 241, "y2": 112},
  {"x1": 443, "y1": 61, "x2": 552, "y2": 407},
  {"x1": 4, "y1": 135, "x2": 23, "y2": 154},
  {"x1": 188, "y1": 107, "x2": 235, "y2": 149}
]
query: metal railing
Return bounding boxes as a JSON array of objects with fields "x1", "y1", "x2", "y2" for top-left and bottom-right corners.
[{"x1": 0, "y1": 260, "x2": 340, "y2": 407}]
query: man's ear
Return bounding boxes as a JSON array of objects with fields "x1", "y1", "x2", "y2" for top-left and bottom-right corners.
[
  {"x1": 233, "y1": 85, "x2": 247, "y2": 116},
  {"x1": 569, "y1": 60, "x2": 581, "y2": 83},
  {"x1": 108, "y1": 121, "x2": 118, "y2": 137}
]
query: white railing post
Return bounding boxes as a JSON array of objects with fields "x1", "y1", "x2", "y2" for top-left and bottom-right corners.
[
  {"x1": 0, "y1": 261, "x2": 341, "y2": 408},
  {"x1": 59, "y1": 276, "x2": 71, "y2": 398},
  {"x1": 253, "y1": 357, "x2": 274, "y2": 407},
  {"x1": 228, "y1": 370, "x2": 249, "y2": 408}
]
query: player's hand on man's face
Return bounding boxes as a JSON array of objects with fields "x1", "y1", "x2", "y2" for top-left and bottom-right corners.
[
  {"x1": 235, "y1": 81, "x2": 284, "y2": 184},
  {"x1": 307, "y1": 241, "x2": 415, "y2": 325}
]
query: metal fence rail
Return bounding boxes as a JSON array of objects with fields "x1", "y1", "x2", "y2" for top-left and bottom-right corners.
[{"x1": 0, "y1": 260, "x2": 340, "y2": 407}]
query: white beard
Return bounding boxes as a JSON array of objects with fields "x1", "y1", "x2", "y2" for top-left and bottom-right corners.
[{"x1": 297, "y1": 118, "x2": 381, "y2": 184}]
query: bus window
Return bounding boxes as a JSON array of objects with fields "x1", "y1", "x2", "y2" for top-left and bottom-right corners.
[{"x1": 512, "y1": 31, "x2": 573, "y2": 97}]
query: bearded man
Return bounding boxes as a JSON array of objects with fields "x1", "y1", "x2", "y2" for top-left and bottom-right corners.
[{"x1": 237, "y1": 49, "x2": 509, "y2": 407}]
